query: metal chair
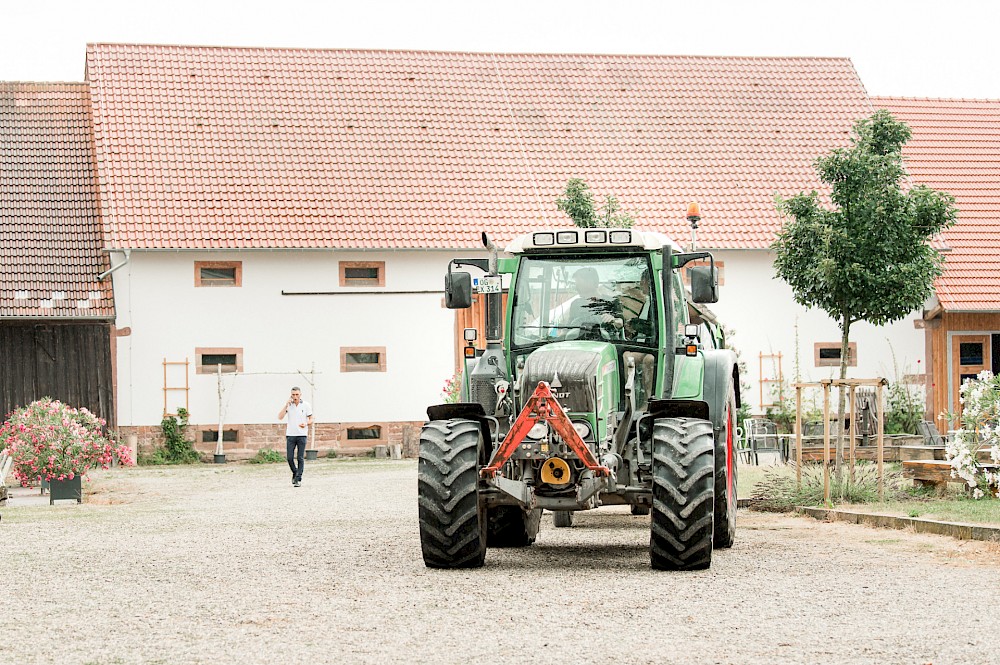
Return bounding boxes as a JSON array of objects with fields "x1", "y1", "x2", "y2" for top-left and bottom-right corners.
[
  {"x1": 744, "y1": 419, "x2": 782, "y2": 465},
  {"x1": 735, "y1": 423, "x2": 755, "y2": 464}
]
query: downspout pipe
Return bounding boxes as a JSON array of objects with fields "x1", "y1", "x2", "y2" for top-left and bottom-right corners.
[{"x1": 98, "y1": 250, "x2": 131, "y2": 281}]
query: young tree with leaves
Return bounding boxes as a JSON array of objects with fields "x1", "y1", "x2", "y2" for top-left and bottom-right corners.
[
  {"x1": 556, "y1": 178, "x2": 634, "y2": 228},
  {"x1": 772, "y1": 110, "x2": 956, "y2": 477}
]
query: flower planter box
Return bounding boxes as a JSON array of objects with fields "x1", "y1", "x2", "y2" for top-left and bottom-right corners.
[{"x1": 49, "y1": 476, "x2": 83, "y2": 505}]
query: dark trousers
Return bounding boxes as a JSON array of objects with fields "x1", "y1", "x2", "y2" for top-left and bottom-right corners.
[{"x1": 286, "y1": 436, "x2": 307, "y2": 481}]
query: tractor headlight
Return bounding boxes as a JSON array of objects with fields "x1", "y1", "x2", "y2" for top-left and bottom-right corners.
[
  {"x1": 527, "y1": 423, "x2": 548, "y2": 440},
  {"x1": 572, "y1": 421, "x2": 592, "y2": 440}
]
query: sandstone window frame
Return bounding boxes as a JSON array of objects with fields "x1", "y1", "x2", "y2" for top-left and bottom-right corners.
[
  {"x1": 339, "y1": 261, "x2": 385, "y2": 287},
  {"x1": 340, "y1": 346, "x2": 386, "y2": 372},
  {"x1": 195, "y1": 261, "x2": 242, "y2": 287},
  {"x1": 196, "y1": 347, "x2": 244, "y2": 374}
]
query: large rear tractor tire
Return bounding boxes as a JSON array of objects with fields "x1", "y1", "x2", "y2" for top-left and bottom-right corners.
[
  {"x1": 714, "y1": 388, "x2": 738, "y2": 549},
  {"x1": 552, "y1": 511, "x2": 574, "y2": 528},
  {"x1": 488, "y1": 506, "x2": 542, "y2": 547},
  {"x1": 650, "y1": 418, "x2": 716, "y2": 570},
  {"x1": 418, "y1": 419, "x2": 487, "y2": 568}
]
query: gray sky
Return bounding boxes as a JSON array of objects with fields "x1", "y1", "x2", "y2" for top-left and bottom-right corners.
[{"x1": 4, "y1": 0, "x2": 997, "y2": 99}]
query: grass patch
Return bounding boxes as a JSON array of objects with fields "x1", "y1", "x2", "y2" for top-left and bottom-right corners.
[
  {"x1": 248, "y1": 448, "x2": 284, "y2": 464},
  {"x1": 736, "y1": 462, "x2": 779, "y2": 499},
  {"x1": 844, "y1": 496, "x2": 1000, "y2": 526}
]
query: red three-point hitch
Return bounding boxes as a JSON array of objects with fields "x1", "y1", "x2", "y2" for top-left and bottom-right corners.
[{"x1": 480, "y1": 381, "x2": 611, "y2": 479}]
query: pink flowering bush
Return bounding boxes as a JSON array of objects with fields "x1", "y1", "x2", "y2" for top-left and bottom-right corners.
[
  {"x1": 441, "y1": 371, "x2": 463, "y2": 404},
  {"x1": 0, "y1": 398, "x2": 133, "y2": 486}
]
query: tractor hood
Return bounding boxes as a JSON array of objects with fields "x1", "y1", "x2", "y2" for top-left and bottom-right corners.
[{"x1": 519, "y1": 341, "x2": 619, "y2": 415}]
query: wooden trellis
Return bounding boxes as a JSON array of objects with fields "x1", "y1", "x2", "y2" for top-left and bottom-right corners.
[{"x1": 793, "y1": 378, "x2": 887, "y2": 503}]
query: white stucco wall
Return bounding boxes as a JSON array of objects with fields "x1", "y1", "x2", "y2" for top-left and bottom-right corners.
[
  {"x1": 112, "y1": 249, "x2": 469, "y2": 428},
  {"x1": 708, "y1": 249, "x2": 925, "y2": 413},
  {"x1": 111, "y1": 245, "x2": 927, "y2": 427}
]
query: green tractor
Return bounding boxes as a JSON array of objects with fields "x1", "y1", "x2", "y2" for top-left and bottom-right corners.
[{"x1": 418, "y1": 228, "x2": 740, "y2": 570}]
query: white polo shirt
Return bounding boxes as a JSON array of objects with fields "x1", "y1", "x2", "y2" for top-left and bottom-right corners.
[{"x1": 285, "y1": 400, "x2": 313, "y2": 437}]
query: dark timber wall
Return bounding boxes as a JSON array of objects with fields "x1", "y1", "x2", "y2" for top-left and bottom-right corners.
[{"x1": 0, "y1": 322, "x2": 114, "y2": 426}]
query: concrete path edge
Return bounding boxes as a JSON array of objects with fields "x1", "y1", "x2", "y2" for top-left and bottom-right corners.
[{"x1": 795, "y1": 505, "x2": 1000, "y2": 543}]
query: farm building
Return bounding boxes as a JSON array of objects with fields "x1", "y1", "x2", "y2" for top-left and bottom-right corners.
[
  {"x1": 874, "y1": 97, "x2": 1000, "y2": 424},
  {"x1": 80, "y1": 44, "x2": 928, "y2": 456},
  {"x1": 0, "y1": 82, "x2": 116, "y2": 425}
]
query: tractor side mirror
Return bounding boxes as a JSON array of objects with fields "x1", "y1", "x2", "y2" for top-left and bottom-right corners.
[
  {"x1": 445, "y1": 271, "x2": 473, "y2": 309},
  {"x1": 689, "y1": 266, "x2": 718, "y2": 303}
]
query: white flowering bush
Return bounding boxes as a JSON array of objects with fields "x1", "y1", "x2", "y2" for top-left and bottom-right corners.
[{"x1": 945, "y1": 371, "x2": 1000, "y2": 499}]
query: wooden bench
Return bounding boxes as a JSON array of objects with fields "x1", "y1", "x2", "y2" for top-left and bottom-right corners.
[{"x1": 902, "y1": 460, "x2": 999, "y2": 492}]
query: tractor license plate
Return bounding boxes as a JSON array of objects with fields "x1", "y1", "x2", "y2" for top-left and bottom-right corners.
[{"x1": 478, "y1": 276, "x2": 502, "y2": 294}]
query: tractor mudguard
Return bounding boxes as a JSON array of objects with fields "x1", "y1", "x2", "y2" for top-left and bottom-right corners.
[
  {"x1": 701, "y1": 349, "x2": 739, "y2": 430},
  {"x1": 646, "y1": 398, "x2": 710, "y2": 422},
  {"x1": 426, "y1": 403, "x2": 494, "y2": 454}
]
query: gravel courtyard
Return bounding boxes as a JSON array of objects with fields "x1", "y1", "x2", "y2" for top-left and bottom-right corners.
[{"x1": 3, "y1": 459, "x2": 1000, "y2": 665}]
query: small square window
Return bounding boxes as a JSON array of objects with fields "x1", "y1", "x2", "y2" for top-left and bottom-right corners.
[
  {"x1": 340, "y1": 261, "x2": 385, "y2": 287},
  {"x1": 196, "y1": 347, "x2": 243, "y2": 374},
  {"x1": 814, "y1": 342, "x2": 857, "y2": 367},
  {"x1": 340, "y1": 346, "x2": 386, "y2": 372},
  {"x1": 195, "y1": 261, "x2": 242, "y2": 287},
  {"x1": 959, "y1": 342, "x2": 984, "y2": 366},
  {"x1": 347, "y1": 352, "x2": 380, "y2": 365},
  {"x1": 347, "y1": 425, "x2": 382, "y2": 440}
]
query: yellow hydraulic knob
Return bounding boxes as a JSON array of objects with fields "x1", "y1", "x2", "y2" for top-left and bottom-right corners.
[{"x1": 540, "y1": 457, "x2": 572, "y2": 486}]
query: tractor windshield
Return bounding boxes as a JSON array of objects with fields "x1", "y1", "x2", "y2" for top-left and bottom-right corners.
[{"x1": 510, "y1": 255, "x2": 658, "y2": 348}]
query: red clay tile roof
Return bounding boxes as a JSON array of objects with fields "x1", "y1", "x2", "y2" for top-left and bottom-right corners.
[
  {"x1": 0, "y1": 82, "x2": 114, "y2": 320},
  {"x1": 873, "y1": 97, "x2": 1000, "y2": 312},
  {"x1": 85, "y1": 44, "x2": 873, "y2": 250}
]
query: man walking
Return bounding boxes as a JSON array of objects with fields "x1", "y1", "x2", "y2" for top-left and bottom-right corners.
[{"x1": 278, "y1": 387, "x2": 313, "y2": 487}]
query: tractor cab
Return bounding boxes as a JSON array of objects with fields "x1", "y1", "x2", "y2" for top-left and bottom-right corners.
[{"x1": 503, "y1": 229, "x2": 681, "y2": 412}]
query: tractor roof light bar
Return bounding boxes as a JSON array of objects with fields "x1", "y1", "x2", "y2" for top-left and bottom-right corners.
[{"x1": 480, "y1": 381, "x2": 611, "y2": 479}]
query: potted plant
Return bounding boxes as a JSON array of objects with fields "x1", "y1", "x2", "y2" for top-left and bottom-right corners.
[{"x1": 0, "y1": 398, "x2": 133, "y2": 504}]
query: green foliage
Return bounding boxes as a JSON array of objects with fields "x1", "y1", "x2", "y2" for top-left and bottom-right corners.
[
  {"x1": 884, "y1": 381, "x2": 924, "y2": 434},
  {"x1": 556, "y1": 178, "x2": 635, "y2": 228},
  {"x1": 327, "y1": 449, "x2": 338, "y2": 459},
  {"x1": 772, "y1": 110, "x2": 957, "y2": 378},
  {"x1": 762, "y1": 379, "x2": 823, "y2": 434},
  {"x1": 248, "y1": 448, "x2": 284, "y2": 464},
  {"x1": 147, "y1": 408, "x2": 199, "y2": 465}
]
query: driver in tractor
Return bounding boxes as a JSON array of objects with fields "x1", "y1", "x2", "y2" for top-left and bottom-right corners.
[{"x1": 553, "y1": 267, "x2": 622, "y2": 338}]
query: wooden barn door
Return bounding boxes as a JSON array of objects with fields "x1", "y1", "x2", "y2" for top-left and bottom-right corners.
[
  {"x1": 951, "y1": 334, "x2": 991, "y2": 420},
  {"x1": 0, "y1": 323, "x2": 114, "y2": 426}
]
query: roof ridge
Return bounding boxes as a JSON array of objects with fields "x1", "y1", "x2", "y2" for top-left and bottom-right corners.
[
  {"x1": 0, "y1": 81, "x2": 88, "y2": 87},
  {"x1": 85, "y1": 41, "x2": 854, "y2": 63},
  {"x1": 873, "y1": 95, "x2": 1000, "y2": 104}
]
